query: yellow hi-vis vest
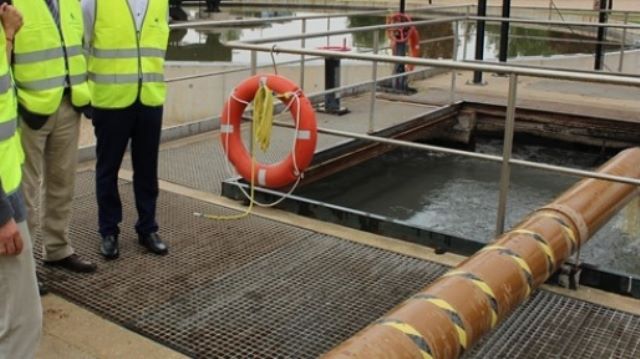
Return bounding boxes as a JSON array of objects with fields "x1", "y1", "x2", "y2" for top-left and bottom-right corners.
[
  {"x1": 0, "y1": 29, "x2": 24, "y2": 195},
  {"x1": 13, "y1": 0, "x2": 90, "y2": 116},
  {"x1": 88, "y1": 0, "x2": 169, "y2": 109}
]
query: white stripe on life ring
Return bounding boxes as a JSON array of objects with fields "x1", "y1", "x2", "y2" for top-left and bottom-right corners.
[
  {"x1": 258, "y1": 169, "x2": 267, "y2": 187},
  {"x1": 297, "y1": 130, "x2": 311, "y2": 140},
  {"x1": 221, "y1": 124, "x2": 234, "y2": 133}
]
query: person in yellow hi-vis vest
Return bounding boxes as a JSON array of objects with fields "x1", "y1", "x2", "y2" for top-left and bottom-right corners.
[
  {"x1": 12, "y1": 0, "x2": 97, "y2": 295},
  {"x1": 0, "y1": 4, "x2": 43, "y2": 358},
  {"x1": 82, "y1": 0, "x2": 169, "y2": 259}
]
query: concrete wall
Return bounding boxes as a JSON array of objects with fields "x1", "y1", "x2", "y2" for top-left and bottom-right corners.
[{"x1": 164, "y1": 60, "x2": 396, "y2": 125}]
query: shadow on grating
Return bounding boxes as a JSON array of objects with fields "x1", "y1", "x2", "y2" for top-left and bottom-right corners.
[{"x1": 37, "y1": 172, "x2": 640, "y2": 358}]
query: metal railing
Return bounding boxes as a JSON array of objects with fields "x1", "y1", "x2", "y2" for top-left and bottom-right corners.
[
  {"x1": 165, "y1": 7, "x2": 640, "y2": 235},
  {"x1": 222, "y1": 19, "x2": 640, "y2": 236}
]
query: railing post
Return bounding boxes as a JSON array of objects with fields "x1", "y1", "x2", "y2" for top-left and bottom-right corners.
[
  {"x1": 498, "y1": 0, "x2": 512, "y2": 63},
  {"x1": 618, "y1": 12, "x2": 628, "y2": 73},
  {"x1": 368, "y1": 31, "x2": 379, "y2": 134},
  {"x1": 250, "y1": 50, "x2": 257, "y2": 75},
  {"x1": 300, "y1": 18, "x2": 307, "y2": 89},
  {"x1": 221, "y1": 74, "x2": 227, "y2": 111},
  {"x1": 595, "y1": 0, "x2": 609, "y2": 71},
  {"x1": 495, "y1": 73, "x2": 518, "y2": 236},
  {"x1": 462, "y1": 6, "x2": 470, "y2": 61},
  {"x1": 326, "y1": 17, "x2": 331, "y2": 47},
  {"x1": 450, "y1": 20, "x2": 459, "y2": 104},
  {"x1": 473, "y1": 0, "x2": 487, "y2": 84}
]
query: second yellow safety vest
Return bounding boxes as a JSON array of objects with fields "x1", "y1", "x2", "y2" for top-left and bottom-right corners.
[
  {"x1": 13, "y1": 0, "x2": 91, "y2": 115},
  {"x1": 88, "y1": 0, "x2": 169, "y2": 109},
  {"x1": 0, "y1": 27, "x2": 24, "y2": 195}
]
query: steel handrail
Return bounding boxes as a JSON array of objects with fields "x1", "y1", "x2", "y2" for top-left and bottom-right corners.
[
  {"x1": 225, "y1": 42, "x2": 640, "y2": 87},
  {"x1": 468, "y1": 15, "x2": 640, "y2": 30},
  {"x1": 268, "y1": 119, "x2": 640, "y2": 186}
]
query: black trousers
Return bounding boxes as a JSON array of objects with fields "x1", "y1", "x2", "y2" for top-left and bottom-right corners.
[{"x1": 93, "y1": 101, "x2": 163, "y2": 237}]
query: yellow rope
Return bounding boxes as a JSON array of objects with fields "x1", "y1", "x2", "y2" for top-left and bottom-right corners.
[
  {"x1": 253, "y1": 82, "x2": 275, "y2": 152},
  {"x1": 195, "y1": 82, "x2": 276, "y2": 221}
]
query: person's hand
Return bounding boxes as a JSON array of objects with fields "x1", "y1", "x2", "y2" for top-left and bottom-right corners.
[
  {"x1": 0, "y1": 4, "x2": 23, "y2": 41},
  {"x1": 0, "y1": 218, "x2": 23, "y2": 256}
]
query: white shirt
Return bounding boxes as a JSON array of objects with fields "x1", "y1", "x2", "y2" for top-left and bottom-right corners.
[{"x1": 82, "y1": 0, "x2": 154, "y2": 44}]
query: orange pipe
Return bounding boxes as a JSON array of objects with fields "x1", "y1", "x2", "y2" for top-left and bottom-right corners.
[{"x1": 323, "y1": 147, "x2": 640, "y2": 359}]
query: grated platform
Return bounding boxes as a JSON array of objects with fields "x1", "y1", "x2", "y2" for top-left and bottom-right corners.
[{"x1": 35, "y1": 172, "x2": 640, "y2": 358}]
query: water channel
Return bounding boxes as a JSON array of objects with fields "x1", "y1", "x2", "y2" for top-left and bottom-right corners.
[{"x1": 297, "y1": 137, "x2": 640, "y2": 277}]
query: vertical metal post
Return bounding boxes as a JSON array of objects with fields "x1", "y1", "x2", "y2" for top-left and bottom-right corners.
[
  {"x1": 473, "y1": 0, "x2": 487, "y2": 84},
  {"x1": 221, "y1": 75, "x2": 227, "y2": 110},
  {"x1": 368, "y1": 31, "x2": 379, "y2": 133},
  {"x1": 300, "y1": 18, "x2": 307, "y2": 89},
  {"x1": 326, "y1": 17, "x2": 331, "y2": 47},
  {"x1": 250, "y1": 50, "x2": 257, "y2": 75},
  {"x1": 499, "y1": 0, "x2": 512, "y2": 63},
  {"x1": 450, "y1": 21, "x2": 459, "y2": 104},
  {"x1": 400, "y1": 0, "x2": 406, "y2": 13},
  {"x1": 618, "y1": 12, "x2": 628, "y2": 72},
  {"x1": 462, "y1": 5, "x2": 470, "y2": 61},
  {"x1": 595, "y1": 0, "x2": 608, "y2": 70},
  {"x1": 495, "y1": 74, "x2": 518, "y2": 236}
]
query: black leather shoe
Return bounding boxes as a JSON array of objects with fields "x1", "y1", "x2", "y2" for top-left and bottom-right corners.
[
  {"x1": 138, "y1": 232, "x2": 168, "y2": 255},
  {"x1": 101, "y1": 235, "x2": 119, "y2": 260},
  {"x1": 45, "y1": 254, "x2": 97, "y2": 273},
  {"x1": 38, "y1": 279, "x2": 49, "y2": 296}
]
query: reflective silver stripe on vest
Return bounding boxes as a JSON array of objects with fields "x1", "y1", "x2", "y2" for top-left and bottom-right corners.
[
  {"x1": 69, "y1": 73, "x2": 88, "y2": 86},
  {"x1": 16, "y1": 76, "x2": 66, "y2": 91},
  {"x1": 91, "y1": 47, "x2": 166, "y2": 59},
  {"x1": 14, "y1": 48, "x2": 63, "y2": 64},
  {"x1": 16, "y1": 73, "x2": 87, "y2": 91},
  {"x1": 88, "y1": 72, "x2": 164, "y2": 84},
  {"x1": 0, "y1": 119, "x2": 17, "y2": 141},
  {"x1": 65, "y1": 45, "x2": 84, "y2": 57},
  {"x1": 0, "y1": 73, "x2": 12, "y2": 94}
]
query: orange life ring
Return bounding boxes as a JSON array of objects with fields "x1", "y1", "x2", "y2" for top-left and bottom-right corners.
[
  {"x1": 387, "y1": 13, "x2": 421, "y2": 71},
  {"x1": 406, "y1": 26, "x2": 421, "y2": 71},
  {"x1": 386, "y1": 13, "x2": 413, "y2": 44},
  {"x1": 220, "y1": 75, "x2": 318, "y2": 189}
]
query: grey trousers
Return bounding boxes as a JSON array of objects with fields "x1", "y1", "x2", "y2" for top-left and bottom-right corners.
[
  {"x1": 0, "y1": 221, "x2": 42, "y2": 358},
  {"x1": 21, "y1": 96, "x2": 81, "y2": 261}
]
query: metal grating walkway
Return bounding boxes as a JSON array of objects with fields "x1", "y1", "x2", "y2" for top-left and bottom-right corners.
[{"x1": 36, "y1": 172, "x2": 640, "y2": 358}]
